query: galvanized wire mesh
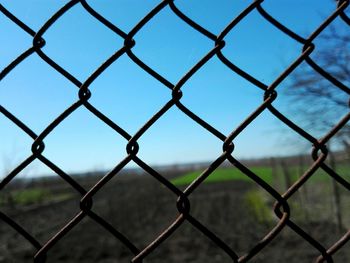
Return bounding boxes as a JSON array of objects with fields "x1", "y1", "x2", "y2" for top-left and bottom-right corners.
[{"x1": 0, "y1": 0, "x2": 349, "y2": 262}]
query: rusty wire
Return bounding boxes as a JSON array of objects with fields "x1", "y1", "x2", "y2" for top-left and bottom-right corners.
[{"x1": 0, "y1": 0, "x2": 349, "y2": 262}]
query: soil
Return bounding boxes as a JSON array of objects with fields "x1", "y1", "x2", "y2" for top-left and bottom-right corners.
[{"x1": 0, "y1": 175, "x2": 349, "y2": 262}]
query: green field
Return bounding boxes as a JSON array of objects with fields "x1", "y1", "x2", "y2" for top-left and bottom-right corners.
[
  {"x1": 171, "y1": 167, "x2": 273, "y2": 186},
  {"x1": 171, "y1": 165, "x2": 349, "y2": 186},
  {"x1": 0, "y1": 188, "x2": 73, "y2": 206}
]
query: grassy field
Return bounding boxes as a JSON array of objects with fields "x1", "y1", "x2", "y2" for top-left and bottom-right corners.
[
  {"x1": 0, "y1": 188, "x2": 73, "y2": 206},
  {"x1": 171, "y1": 167, "x2": 273, "y2": 186},
  {"x1": 171, "y1": 165, "x2": 349, "y2": 186}
]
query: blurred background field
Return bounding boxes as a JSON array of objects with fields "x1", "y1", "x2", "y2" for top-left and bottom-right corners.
[{"x1": 0, "y1": 152, "x2": 349, "y2": 263}]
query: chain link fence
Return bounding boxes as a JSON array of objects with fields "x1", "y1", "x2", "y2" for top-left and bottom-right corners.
[{"x1": 0, "y1": 0, "x2": 349, "y2": 262}]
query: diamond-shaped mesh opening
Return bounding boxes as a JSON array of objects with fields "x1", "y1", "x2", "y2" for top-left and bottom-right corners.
[
  {"x1": 85, "y1": 0, "x2": 160, "y2": 32},
  {"x1": 275, "y1": 62, "x2": 349, "y2": 138},
  {"x1": 0, "y1": 159, "x2": 82, "y2": 246},
  {"x1": 179, "y1": 57, "x2": 265, "y2": 134},
  {"x1": 221, "y1": 9, "x2": 302, "y2": 84},
  {"x1": 0, "y1": 220, "x2": 36, "y2": 263},
  {"x1": 45, "y1": 216, "x2": 134, "y2": 262},
  {"x1": 91, "y1": 163, "x2": 179, "y2": 249},
  {"x1": 260, "y1": 1, "x2": 337, "y2": 37},
  {"x1": 147, "y1": 220, "x2": 234, "y2": 263},
  {"x1": 40, "y1": 4, "x2": 124, "y2": 80},
  {"x1": 0, "y1": 116, "x2": 34, "y2": 178},
  {"x1": 187, "y1": 179, "x2": 277, "y2": 256},
  {"x1": 0, "y1": 55, "x2": 77, "y2": 133},
  {"x1": 131, "y1": 6, "x2": 213, "y2": 82},
  {"x1": 88, "y1": 55, "x2": 170, "y2": 134},
  {"x1": 0, "y1": 13, "x2": 32, "y2": 70},
  {"x1": 172, "y1": 1, "x2": 251, "y2": 34},
  {"x1": 42, "y1": 107, "x2": 127, "y2": 174},
  {"x1": 136, "y1": 106, "x2": 223, "y2": 166},
  {"x1": 308, "y1": 18, "x2": 350, "y2": 85},
  {"x1": 253, "y1": 226, "x2": 332, "y2": 262},
  {"x1": 0, "y1": 1, "x2": 71, "y2": 30}
]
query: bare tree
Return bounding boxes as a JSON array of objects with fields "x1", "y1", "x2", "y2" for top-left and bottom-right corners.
[{"x1": 285, "y1": 26, "x2": 349, "y2": 153}]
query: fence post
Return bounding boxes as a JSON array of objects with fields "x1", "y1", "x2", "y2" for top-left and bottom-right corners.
[
  {"x1": 270, "y1": 157, "x2": 279, "y2": 191},
  {"x1": 298, "y1": 155, "x2": 309, "y2": 222},
  {"x1": 280, "y1": 160, "x2": 292, "y2": 191},
  {"x1": 329, "y1": 150, "x2": 343, "y2": 233}
]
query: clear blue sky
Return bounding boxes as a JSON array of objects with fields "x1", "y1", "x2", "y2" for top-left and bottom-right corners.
[{"x1": 0, "y1": 0, "x2": 341, "y2": 176}]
